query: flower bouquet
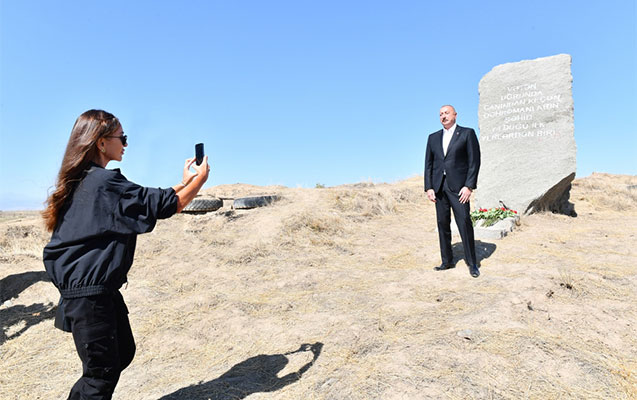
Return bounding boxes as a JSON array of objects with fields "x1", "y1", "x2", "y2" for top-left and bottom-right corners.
[{"x1": 470, "y1": 207, "x2": 518, "y2": 227}]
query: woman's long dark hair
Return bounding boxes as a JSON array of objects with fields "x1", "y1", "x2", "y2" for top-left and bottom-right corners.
[{"x1": 43, "y1": 110, "x2": 121, "y2": 232}]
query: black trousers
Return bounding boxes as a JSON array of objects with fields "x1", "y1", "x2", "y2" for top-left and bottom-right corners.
[
  {"x1": 435, "y1": 176, "x2": 477, "y2": 266},
  {"x1": 61, "y1": 291, "x2": 135, "y2": 400}
]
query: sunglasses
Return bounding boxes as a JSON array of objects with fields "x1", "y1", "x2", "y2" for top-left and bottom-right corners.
[{"x1": 105, "y1": 134, "x2": 128, "y2": 146}]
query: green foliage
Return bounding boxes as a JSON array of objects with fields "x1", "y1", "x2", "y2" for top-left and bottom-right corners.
[
  {"x1": 315, "y1": 183, "x2": 326, "y2": 188},
  {"x1": 471, "y1": 207, "x2": 517, "y2": 227}
]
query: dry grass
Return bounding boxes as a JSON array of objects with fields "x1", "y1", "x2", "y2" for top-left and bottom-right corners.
[
  {"x1": 572, "y1": 172, "x2": 637, "y2": 212},
  {"x1": 1, "y1": 173, "x2": 636, "y2": 399},
  {"x1": 0, "y1": 222, "x2": 48, "y2": 261}
]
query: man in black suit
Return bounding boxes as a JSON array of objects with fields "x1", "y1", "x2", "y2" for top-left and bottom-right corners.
[{"x1": 425, "y1": 105, "x2": 481, "y2": 278}]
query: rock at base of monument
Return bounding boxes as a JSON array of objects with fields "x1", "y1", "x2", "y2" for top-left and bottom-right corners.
[
  {"x1": 526, "y1": 173, "x2": 577, "y2": 217},
  {"x1": 450, "y1": 216, "x2": 520, "y2": 240}
]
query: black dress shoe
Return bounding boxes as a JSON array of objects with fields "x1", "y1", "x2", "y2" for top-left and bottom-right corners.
[
  {"x1": 469, "y1": 264, "x2": 480, "y2": 278},
  {"x1": 434, "y1": 263, "x2": 455, "y2": 271}
]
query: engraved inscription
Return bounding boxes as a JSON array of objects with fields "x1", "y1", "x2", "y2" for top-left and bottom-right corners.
[{"x1": 479, "y1": 82, "x2": 564, "y2": 142}]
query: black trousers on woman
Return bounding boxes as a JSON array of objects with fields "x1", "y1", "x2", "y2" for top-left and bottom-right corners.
[{"x1": 60, "y1": 291, "x2": 135, "y2": 400}]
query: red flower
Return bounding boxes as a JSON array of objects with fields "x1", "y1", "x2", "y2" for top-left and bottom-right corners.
[{"x1": 513, "y1": 210, "x2": 517, "y2": 214}]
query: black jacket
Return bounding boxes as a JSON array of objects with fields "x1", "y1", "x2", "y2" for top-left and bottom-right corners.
[
  {"x1": 424, "y1": 125, "x2": 480, "y2": 194},
  {"x1": 43, "y1": 163, "x2": 178, "y2": 299}
]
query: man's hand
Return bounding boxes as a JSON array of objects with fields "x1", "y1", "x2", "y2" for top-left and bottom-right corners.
[
  {"x1": 426, "y1": 189, "x2": 436, "y2": 203},
  {"x1": 459, "y1": 187, "x2": 472, "y2": 204}
]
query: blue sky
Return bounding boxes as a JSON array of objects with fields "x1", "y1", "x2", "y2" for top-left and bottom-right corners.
[{"x1": 1, "y1": 0, "x2": 635, "y2": 210}]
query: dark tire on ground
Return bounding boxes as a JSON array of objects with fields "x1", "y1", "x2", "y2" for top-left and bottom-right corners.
[
  {"x1": 233, "y1": 195, "x2": 281, "y2": 209},
  {"x1": 182, "y1": 198, "x2": 223, "y2": 213}
]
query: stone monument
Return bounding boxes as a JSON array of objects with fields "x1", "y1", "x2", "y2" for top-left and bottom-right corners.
[{"x1": 475, "y1": 54, "x2": 577, "y2": 216}]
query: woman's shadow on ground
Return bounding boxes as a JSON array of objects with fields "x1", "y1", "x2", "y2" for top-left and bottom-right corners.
[
  {"x1": 0, "y1": 271, "x2": 56, "y2": 346},
  {"x1": 159, "y1": 342, "x2": 323, "y2": 400}
]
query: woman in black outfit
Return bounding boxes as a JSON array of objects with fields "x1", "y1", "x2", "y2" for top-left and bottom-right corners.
[{"x1": 42, "y1": 109, "x2": 209, "y2": 399}]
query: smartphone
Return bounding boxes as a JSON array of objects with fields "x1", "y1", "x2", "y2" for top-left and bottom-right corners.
[{"x1": 195, "y1": 143, "x2": 204, "y2": 166}]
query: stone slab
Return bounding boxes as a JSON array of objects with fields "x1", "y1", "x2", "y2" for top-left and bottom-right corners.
[{"x1": 475, "y1": 54, "x2": 577, "y2": 216}]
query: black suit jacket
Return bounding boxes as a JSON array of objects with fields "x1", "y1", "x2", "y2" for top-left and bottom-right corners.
[{"x1": 424, "y1": 125, "x2": 480, "y2": 194}]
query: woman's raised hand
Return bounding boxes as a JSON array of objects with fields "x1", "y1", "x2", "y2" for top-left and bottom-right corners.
[
  {"x1": 192, "y1": 155, "x2": 210, "y2": 183},
  {"x1": 174, "y1": 156, "x2": 210, "y2": 212},
  {"x1": 182, "y1": 157, "x2": 198, "y2": 186}
]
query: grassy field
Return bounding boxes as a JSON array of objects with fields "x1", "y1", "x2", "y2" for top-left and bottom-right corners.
[{"x1": 1, "y1": 173, "x2": 636, "y2": 399}]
